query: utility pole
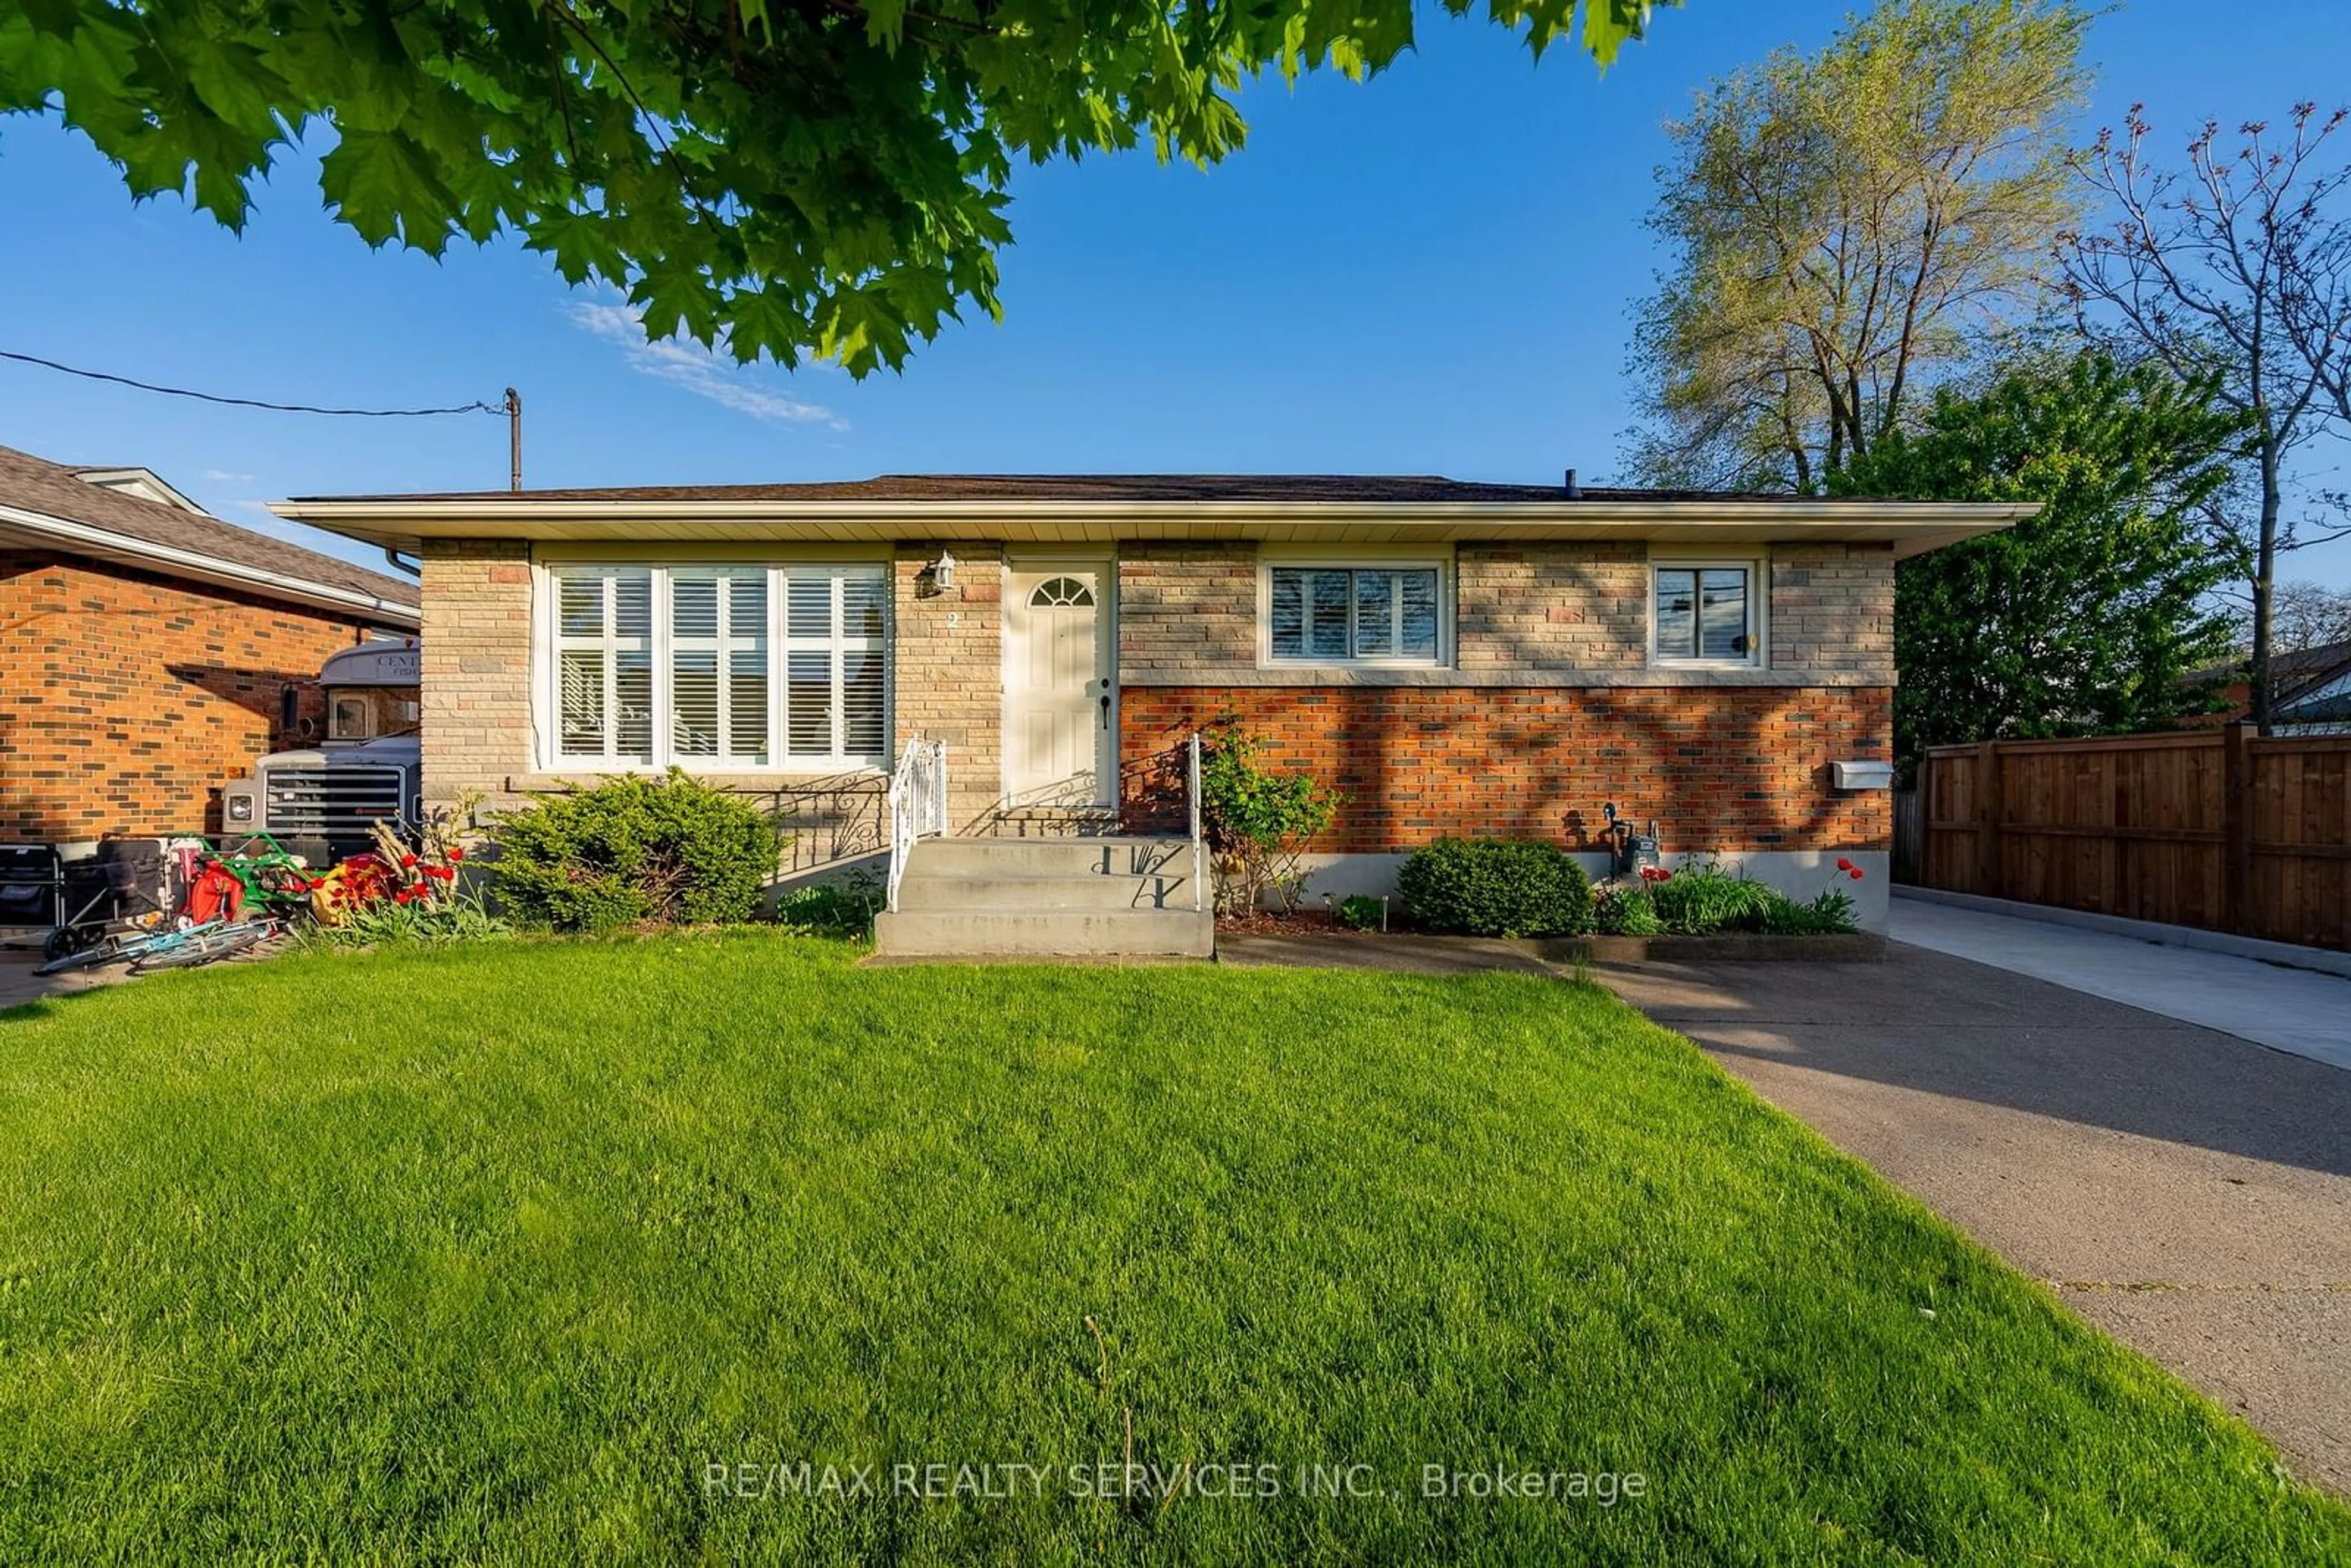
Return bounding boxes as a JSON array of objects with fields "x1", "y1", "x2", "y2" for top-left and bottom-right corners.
[{"x1": 505, "y1": 386, "x2": 523, "y2": 491}]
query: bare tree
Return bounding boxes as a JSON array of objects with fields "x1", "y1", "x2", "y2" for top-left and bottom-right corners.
[
  {"x1": 1629, "y1": 0, "x2": 2090, "y2": 490},
  {"x1": 2058, "y1": 103, "x2": 2351, "y2": 729},
  {"x1": 2258, "y1": 579, "x2": 2351, "y2": 658}
]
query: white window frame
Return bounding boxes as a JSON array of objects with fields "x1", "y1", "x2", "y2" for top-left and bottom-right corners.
[
  {"x1": 1258, "y1": 550, "x2": 1453, "y2": 669},
  {"x1": 665, "y1": 565, "x2": 771, "y2": 768},
  {"x1": 534, "y1": 558, "x2": 893, "y2": 774},
  {"x1": 549, "y1": 564, "x2": 655, "y2": 766},
  {"x1": 1649, "y1": 554, "x2": 1768, "y2": 670}
]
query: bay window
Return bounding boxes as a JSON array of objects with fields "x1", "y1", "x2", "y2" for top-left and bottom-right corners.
[{"x1": 543, "y1": 561, "x2": 890, "y2": 770}]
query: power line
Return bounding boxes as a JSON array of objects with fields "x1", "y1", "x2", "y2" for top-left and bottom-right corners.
[{"x1": 0, "y1": 348, "x2": 504, "y2": 418}]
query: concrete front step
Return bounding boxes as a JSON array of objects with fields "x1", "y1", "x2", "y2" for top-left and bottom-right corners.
[
  {"x1": 909, "y1": 835, "x2": 1193, "y2": 879},
  {"x1": 874, "y1": 907, "x2": 1215, "y2": 958},
  {"x1": 893, "y1": 869, "x2": 1195, "y2": 912},
  {"x1": 877, "y1": 835, "x2": 1212, "y2": 957}
]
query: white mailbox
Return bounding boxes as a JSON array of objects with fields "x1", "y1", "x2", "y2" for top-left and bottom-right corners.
[{"x1": 1830, "y1": 759, "x2": 1896, "y2": 792}]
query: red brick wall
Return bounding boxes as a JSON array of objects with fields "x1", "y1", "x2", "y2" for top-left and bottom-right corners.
[
  {"x1": 0, "y1": 552, "x2": 384, "y2": 840},
  {"x1": 1121, "y1": 686, "x2": 1892, "y2": 853}
]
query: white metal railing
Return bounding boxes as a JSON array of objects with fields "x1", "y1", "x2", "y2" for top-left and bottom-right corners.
[
  {"x1": 885, "y1": 738, "x2": 948, "y2": 912},
  {"x1": 1187, "y1": 730, "x2": 1205, "y2": 914}
]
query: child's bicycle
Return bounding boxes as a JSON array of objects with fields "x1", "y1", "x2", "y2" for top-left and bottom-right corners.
[{"x1": 32, "y1": 917, "x2": 285, "y2": 978}]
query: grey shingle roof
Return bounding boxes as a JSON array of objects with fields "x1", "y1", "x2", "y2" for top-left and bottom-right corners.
[
  {"x1": 288, "y1": 472, "x2": 1796, "y2": 506},
  {"x1": 0, "y1": 444, "x2": 419, "y2": 608}
]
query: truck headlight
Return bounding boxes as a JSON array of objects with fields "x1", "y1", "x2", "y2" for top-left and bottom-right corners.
[{"x1": 227, "y1": 794, "x2": 255, "y2": 823}]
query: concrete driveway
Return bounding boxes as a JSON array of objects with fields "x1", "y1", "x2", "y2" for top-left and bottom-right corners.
[
  {"x1": 1592, "y1": 945, "x2": 2351, "y2": 1494},
  {"x1": 0, "y1": 948, "x2": 119, "y2": 1013}
]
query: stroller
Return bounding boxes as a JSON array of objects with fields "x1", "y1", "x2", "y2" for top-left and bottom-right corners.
[{"x1": 37, "y1": 836, "x2": 190, "y2": 964}]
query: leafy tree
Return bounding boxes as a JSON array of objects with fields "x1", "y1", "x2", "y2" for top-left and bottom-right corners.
[
  {"x1": 1831, "y1": 352, "x2": 2246, "y2": 761},
  {"x1": 0, "y1": 0, "x2": 1674, "y2": 374},
  {"x1": 2058, "y1": 103, "x2": 2351, "y2": 730},
  {"x1": 1629, "y1": 0, "x2": 2088, "y2": 490}
]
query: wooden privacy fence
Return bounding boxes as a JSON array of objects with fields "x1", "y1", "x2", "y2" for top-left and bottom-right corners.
[{"x1": 1918, "y1": 727, "x2": 2351, "y2": 953}]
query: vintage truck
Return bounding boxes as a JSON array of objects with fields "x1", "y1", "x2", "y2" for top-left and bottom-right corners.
[{"x1": 222, "y1": 639, "x2": 422, "y2": 864}]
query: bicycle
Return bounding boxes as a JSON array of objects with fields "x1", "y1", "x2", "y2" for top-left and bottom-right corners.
[{"x1": 31, "y1": 917, "x2": 282, "y2": 978}]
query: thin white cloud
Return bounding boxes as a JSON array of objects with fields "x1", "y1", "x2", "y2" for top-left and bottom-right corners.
[
  {"x1": 203, "y1": 468, "x2": 254, "y2": 483},
  {"x1": 568, "y1": 294, "x2": 846, "y2": 430}
]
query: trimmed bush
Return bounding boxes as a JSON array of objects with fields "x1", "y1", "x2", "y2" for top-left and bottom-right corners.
[
  {"x1": 492, "y1": 770, "x2": 783, "y2": 932},
  {"x1": 1397, "y1": 839, "x2": 1592, "y2": 937}
]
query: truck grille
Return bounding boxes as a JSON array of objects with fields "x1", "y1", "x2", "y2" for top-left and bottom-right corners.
[{"x1": 263, "y1": 767, "x2": 410, "y2": 834}]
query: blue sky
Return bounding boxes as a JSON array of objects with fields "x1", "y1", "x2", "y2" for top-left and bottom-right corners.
[{"x1": 2, "y1": 0, "x2": 2349, "y2": 586}]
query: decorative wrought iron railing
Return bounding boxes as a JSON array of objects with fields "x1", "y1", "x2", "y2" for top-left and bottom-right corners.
[{"x1": 885, "y1": 738, "x2": 948, "y2": 912}]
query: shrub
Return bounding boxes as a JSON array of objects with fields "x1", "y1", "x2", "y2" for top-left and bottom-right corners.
[
  {"x1": 1336, "y1": 894, "x2": 1385, "y2": 931},
  {"x1": 1592, "y1": 884, "x2": 1664, "y2": 936},
  {"x1": 1198, "y1": 723, "x2": 1338, "y2": 914},
  {"x1": 1763, "y1": 887, "x2": 1861, "y2": 936},
  {"x1": 492, "y1": 770, "x2": 784, "y2": 932},
  {"x1": 1645, "y1": 862, "x2": 1782, "y2": 935},
  {"x1": 1644, "y1": 861, "x2": 1862, "y2": 936},
  {"x1": 1397, "y1": 839, "x2": 1592, "y2": 937}
]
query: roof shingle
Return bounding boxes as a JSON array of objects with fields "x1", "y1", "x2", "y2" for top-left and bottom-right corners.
[
  {"x1": 0, "y1": 444, "x2": 418, "y2": 609},
  {"x1": 288, "y1": 472, "x2": 1794, "y2": 506}
]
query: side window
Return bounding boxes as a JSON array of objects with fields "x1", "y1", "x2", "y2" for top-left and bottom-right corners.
[
  {"x1": 1265, "y1": 565, "x2": 1444, "y2": 665},
  {"x1": 1652, "y1": 564, "x2": 1760, "y2": 666}
]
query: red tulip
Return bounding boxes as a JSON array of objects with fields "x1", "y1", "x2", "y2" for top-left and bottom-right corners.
[
  {"x1": 1849, "y1": 867, "x2": 1865, "y2": 880},
  {"x1": 447, "y1": 847, "x2": 466, "y2": 863},
  {"x1": 1835, "y1": 857, "x2": 1854, "y2": 872},
  {"x1": 400, "y1": 854, "x2": 419, "y2": 869}
]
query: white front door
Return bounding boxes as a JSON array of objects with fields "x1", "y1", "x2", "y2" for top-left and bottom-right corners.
[{"x1": 1003, "y1": 557, "x2": 1114, "y2": 808}]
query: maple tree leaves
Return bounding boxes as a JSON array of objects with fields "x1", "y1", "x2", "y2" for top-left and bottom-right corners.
[{"x1": 1, "y1": 0, "x2": 1671, "y2": 373}]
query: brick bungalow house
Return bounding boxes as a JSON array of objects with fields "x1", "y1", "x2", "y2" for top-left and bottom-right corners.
[
  {"x1": 1, "y1": 445, "x2": 420, "y2": 850},
  {"x1": 275, "y1": 475, "x2": 2027, "y2": 948}
]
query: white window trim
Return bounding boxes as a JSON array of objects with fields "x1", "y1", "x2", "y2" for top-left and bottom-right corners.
[
  {"x1": 1257, "y1": 549, "x2": 1453, "y2": 670},
  {"x1": 533, "y1": 558, "x2": 894, "y2": 775},
  {"x1": 1649, "y1": 553, "x2": 1769, "y2": 670},
  {"x1": 548, "y1": 564, "x2": 654, "y2": 767},
  {"x1": 666, "y1": 565, "x2": 771, "y2": 769}
]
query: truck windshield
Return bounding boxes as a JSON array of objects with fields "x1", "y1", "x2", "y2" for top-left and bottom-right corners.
[{"x1": 329, "y1": 691, "x2": 375, "y2": 740}]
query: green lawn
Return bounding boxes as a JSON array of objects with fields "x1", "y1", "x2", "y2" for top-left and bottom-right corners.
[{"x1": 0, "y1": 936, "x2": 2342, "y2": 1564}]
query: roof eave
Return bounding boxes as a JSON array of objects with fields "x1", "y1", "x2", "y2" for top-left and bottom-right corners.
[
  {"x1": 0, "y1": 503, "x2": 422, "y2": 629},
  {"x1": 271, "y1": 497, "x2": 2035, "y2": 563}
]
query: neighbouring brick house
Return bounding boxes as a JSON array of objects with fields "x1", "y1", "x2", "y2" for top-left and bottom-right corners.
[
  {"x1": 1, "y1": 445, "x2": 420, "y2": 848},
  {"x1": 275, "y1": 474, "x2": 2027, "y2": 936}
]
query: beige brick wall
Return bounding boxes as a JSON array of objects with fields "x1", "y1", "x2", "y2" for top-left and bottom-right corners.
[
  {"x1": 891, "y1": 543, "x2": 1005, "y2": 831},
  {"x1": 1119, "y1": 544, "x2": 1258, "y2": 677},
  {"x1": 1457, "y1": 543, "x2": 1648, "y2": 673},
  {"x1": 419, "y1": 539, "x2": 533, "y2": 819},
  {"x1": 1771, "y1": 544, "x2": 1895, "y2": 678},
  {"x1": 1119, "y1": 541, "x2": 1895, "y2": 685}
]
